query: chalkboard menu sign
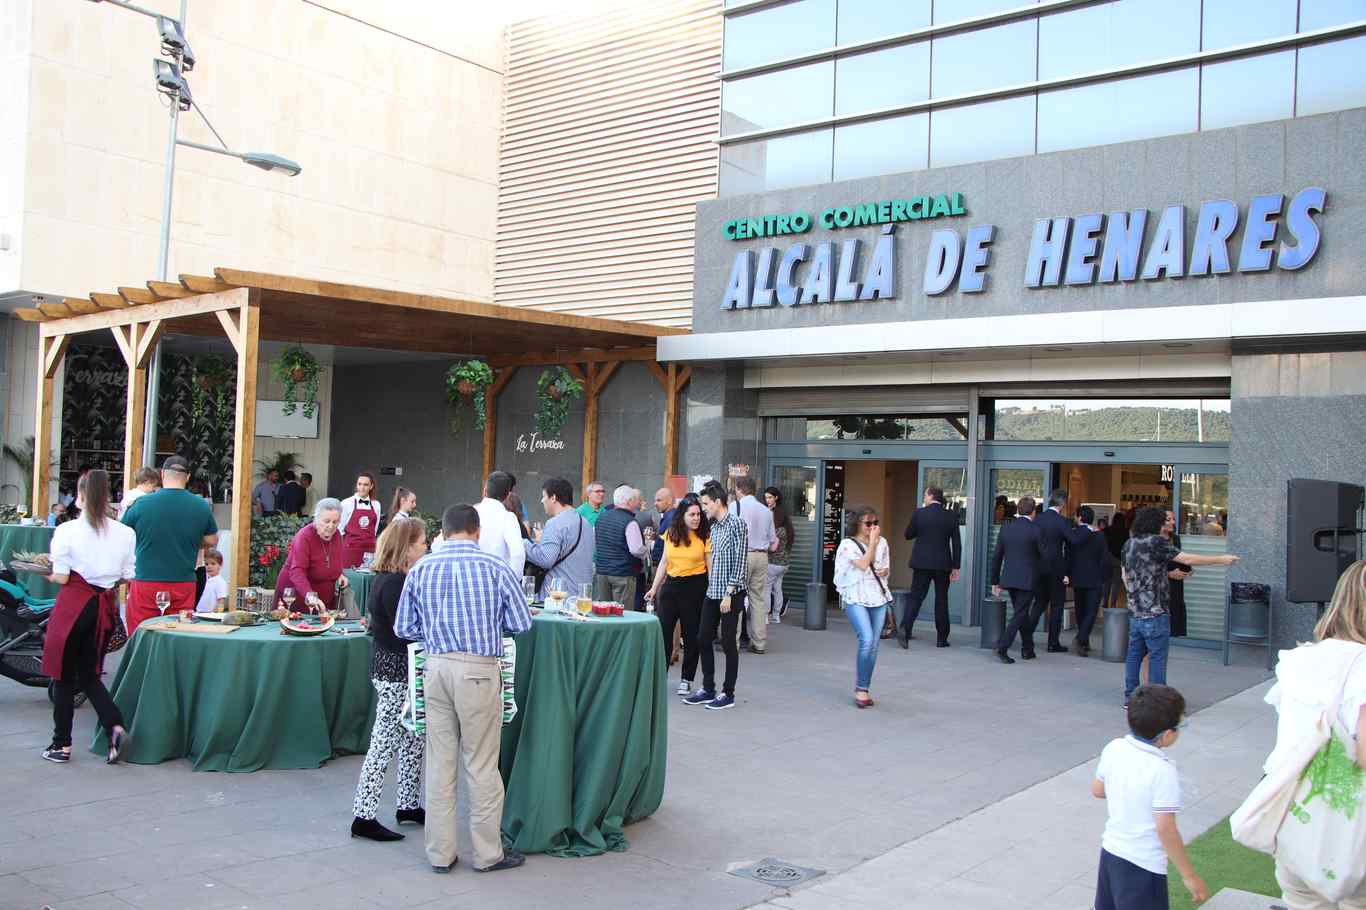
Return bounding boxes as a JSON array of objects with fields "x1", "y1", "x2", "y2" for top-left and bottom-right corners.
[{"x1": 820, "y1": 461, "x2": 845, "y2": 588}]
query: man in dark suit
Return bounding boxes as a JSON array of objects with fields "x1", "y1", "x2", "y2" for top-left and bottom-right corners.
[
  {"x1": 991, "y1": 496, "x2": 1045, "y2": 664},
  {"x1": 276, "y1": 470, "x2": 307, "y2": 517},
  {"x1": 1034, "y1": 489, "x2": 1073, "y2": 654},
  {"x1": 1065, "y1": 505, "x2": 1108, "y2": 657},
  {"x1": 899, "y1": 486, "x2": 962, "y2": 649}
]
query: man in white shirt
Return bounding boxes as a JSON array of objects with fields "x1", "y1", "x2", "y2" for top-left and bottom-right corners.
[
  {"x1": 734, "y1": 476, "x2": 778, "y2": 654},
  {"x1": 474, "y1": 471, "x2": 526, "y2": 578}
]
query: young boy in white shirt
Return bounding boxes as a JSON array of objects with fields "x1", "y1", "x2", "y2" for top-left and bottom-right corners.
[
  {"x1": 195, "y1": 549, "x2": 228, "y2": 613},
  {"x1": 1092, "y1": 684, "x2": 1208, "y2": 909}
]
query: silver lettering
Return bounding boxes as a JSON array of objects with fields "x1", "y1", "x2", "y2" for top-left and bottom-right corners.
[
  {"x1": 1024, "y1": 217, "x2": 1071, "y2": 288},
  {"x1": 1237, "y1": 194, "x2": 1283, "y2": 272},
  {"x1": 801, "y1": 243, "x2": 834, "y2": 304},
  {"x1": 721, "y1": 250, "x2": 753, "y2": 310},
  {"x1": 749, "y1": 247, "x2": 777, "y2": 308},
  {"x1": 1189, "y1": 199, "x2": 1239, "y2": 276},
  {"x1": 1278, "y1": 186, "x2": 1326, "y2": 271},
  {"x1": 923, "y1": 229, "x2": 962, "y2": 296},
  {"x1": 1098, "y1": 209, "x2": 1147, "y2": 283},
  {"x1": 1141, "y1": 205, "x2": 1186, "y2": 280},
  {"x1": 858, "y1": 226, "x2": 896, "y2": 301},
  {"x1": 834, "y1": 238, "x2": 862, "y2": 301},
  {"x1": 959, "y1": 224, "x2": 995, "y2": 294},
  {"x1": 775, "y1": 243, "x2": 808, "y2": 307},
  {"x1": 1063, "y1": 213, "x2": 1104, "y2": 285}
]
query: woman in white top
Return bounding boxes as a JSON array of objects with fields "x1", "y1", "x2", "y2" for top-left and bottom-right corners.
[
  {"x1": 1262, "y1": 560, "x2": 1366, "y2": 909},
  {"x1": 39, "y1": 469, "x2": 137, "y2": 764},
  {"x1": 389, "y1": 486, "x2": 416, "y2": 523},
  {"x1": 834, "y1": 505, "x2": 892, "y2": 709}
]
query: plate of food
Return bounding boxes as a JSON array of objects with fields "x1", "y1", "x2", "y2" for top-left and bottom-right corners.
[
  {"x1": 7, "y1": 551, "x2": 52, "y2": 575},
  {"x1": 280, "y1": 613, "x2": 335, "y2": 636}
]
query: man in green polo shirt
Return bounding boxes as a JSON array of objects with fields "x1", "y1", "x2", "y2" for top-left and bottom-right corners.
[
  {"x1": 576, "y1": 480, "x2": 606, "y2": 526},
  {"x1": 122, "y1": 455, "x2": 218, "y2": 634}
]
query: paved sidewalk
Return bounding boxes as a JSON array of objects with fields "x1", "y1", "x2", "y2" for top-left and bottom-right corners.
[
  {"x1": 0, "y1": 616, "x2": 1271, "y2": 909},
  {"x1": 757, "y1": 679, "x2": 1279, "y2": 910}
]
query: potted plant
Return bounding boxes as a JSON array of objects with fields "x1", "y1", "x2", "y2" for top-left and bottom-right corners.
[
  {"x1": 254, "y1": 451, "x2": 304, "y2": 480},
  {"x1": 535, "y1": 366, "x2": 584, "y2": 437},
  {"x1": 445, "y1": 360, "x2": 495, "y2": 430},
  {"x1": 274, "y1": 346, "x2": 322, "y2": 418}
]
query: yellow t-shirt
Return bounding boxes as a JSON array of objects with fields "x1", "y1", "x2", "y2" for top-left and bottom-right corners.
[{"x1": 664, "y1": 534, "x2": 711, "y2": 578}]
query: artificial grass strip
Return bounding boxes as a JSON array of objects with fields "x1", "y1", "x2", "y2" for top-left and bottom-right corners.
[{"x1": 1167, "y1": 817, "x2": 1280, "y2": 910}]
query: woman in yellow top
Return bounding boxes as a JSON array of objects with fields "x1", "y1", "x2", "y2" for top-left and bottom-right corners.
[{"x1": 646, "y1": 494, "x2": 711, "y2": 697}]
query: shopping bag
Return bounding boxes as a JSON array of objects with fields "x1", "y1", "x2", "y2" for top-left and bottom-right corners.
[
  {"x1": 1230, "y1": 705, "x2": 1332, "y2": 854},
  {"x1": 1274, "y1": 728, "x2": 1366, "y2": 900},
  {"x1": 500, "y1": 636, "x2": 517, "y2": 726},
  {"x1": 400, "y1": 643, "x2": 426, "y2": 735}
]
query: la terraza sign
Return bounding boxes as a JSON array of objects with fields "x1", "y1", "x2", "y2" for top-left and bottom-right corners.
[{"x1": 720, "y1": 188, "x2": 1325, "y2": 310}]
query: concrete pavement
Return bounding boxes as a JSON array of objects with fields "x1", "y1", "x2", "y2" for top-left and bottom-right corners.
[{"x1": 0, "y1": 614, "x2": 1272, "y2": 909}]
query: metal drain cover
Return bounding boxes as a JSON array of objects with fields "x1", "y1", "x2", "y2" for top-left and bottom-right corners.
[{"x1": 729, "y1": 857, "x2": 825, "y2": 888}]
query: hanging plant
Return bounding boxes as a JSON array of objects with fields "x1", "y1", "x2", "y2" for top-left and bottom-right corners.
[
  {"x1": 274, "y1": 346, "x2": 321, "y2": 418},
  {"x1": 535, "y1": 366, "x2": 584, "y2": 437},
  {"x1": 444, "y1": 360, "x2": 495, "y2": 431},
  {"x1": 190, "y1": 355, "x2": 231, "y2": 425}
]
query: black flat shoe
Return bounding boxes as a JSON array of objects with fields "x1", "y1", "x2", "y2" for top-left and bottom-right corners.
[
  {"x1": 42, "y1": 744, "x2": 71, "y2": 763},
  {"x1": 396, "y1": 807, "x2": 425, "y2": 826},
  {"x1": 895, "y1": 626, "x2": 909, "y2": 649},
  {"x1": 995, "y1": 649, "x2": 1015, "y2": 665},
  {"x1": 1047, "y1": 644, "x2": 1068, "y2": 653},
  {"x1": 476, "y1": 850, "x2": 526, "y2": 873},
  {"x1": 432, "y1": 858, "x2": 458, "y2": 873},
  {"x1": 936, "y1": 641, "x2": 950, "y2": 648},
  {"x1": 351, "y1": 817, "x2": 405, "y2": 842},
  {"x1": 1021, "y1": 651, "x2": 1037, "y2": 660}
]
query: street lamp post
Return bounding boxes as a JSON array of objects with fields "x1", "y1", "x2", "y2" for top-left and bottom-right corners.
[{"x1": 84, "y1": 0, "x2": 301, "y2": 468}]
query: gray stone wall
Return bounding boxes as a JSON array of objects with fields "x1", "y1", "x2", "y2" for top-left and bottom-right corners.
[
  {"x1": 685, "y1": 364, "x2": 763, "y2": 485},
  {"x1": 693, "y1": 107, "x2": 1366, "y2": 334},
  {"x1": 329, "y1": 360, "x2": 676, "y2": 523},
  {"x1": 1228, "y1": 351, "x2": 1366, "y2": 651}
]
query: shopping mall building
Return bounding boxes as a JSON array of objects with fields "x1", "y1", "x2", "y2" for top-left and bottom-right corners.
[
  {"x1": 659, "y1": 0, "x2": 1366, "y2": 652},
  {"x1": 3, "y1": 0, "x2": 1365, "y2": 651}
]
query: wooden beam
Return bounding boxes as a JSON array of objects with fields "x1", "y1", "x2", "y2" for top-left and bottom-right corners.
[
  {"x1": 485, "y1": 346, "x2": 659, "y2": 368},
  {"x1": 147, "y1": 280, "x2": 194, "y2": 300},
  {"x1": 37, "y1": 301, "x2": 74, "y2": 319},
  {"x1": 592, "y1": 360, "x2": 620, "y2": 395},
  {"x1": 135, "y1": 319, "x2": 165, "y2": 367},
  {"x1": 646, "y1": 361, "x2": 669, "y2": 388},
  {"x1": 32, "y1": 335, "x2": 68, "y2": 516},
  {"x1": 481, "y1": 367, "x2": 518, "y2": 481},
  {"x1": 123, "y1": 322, "x2": 148, "y2": 491},
  {"x1": 562, "y1": 363, "x2": 586, "y2": 385},
  {"x1": 180, "y1": 274, "x2": 238, "y2": 294},
  {"x1": 109, "y1": 324, "x2": 134, "y2": 366},
  {"x1": 663, "y1": 364, "x2": 680, "y2": 481},
  {"x1": 118, "y1": 286, "x2": 158, "y2": 305},
  {"x1": 675, "y1": 367, "x2": 692, "y2": 392},
  {"x1": 90, "y1": 293, "x2": 130, "y2": 310},
  {"x1": 215, "y1": 309, "x2": 243, "y2": 356},
  {"x1": 229, "y1": 299, "x2": 261, "y2": 592},
  {"x1": 39, "y1": 286, "x2": 250, "y2": 337},
  {"x1": 59, "y1": 297, "x2": 101, "y2": 315},
  {"x1": 13, "y1": 308, "x2": 46, "y2": 322},
  {"x1": 582, "y1": 363, "x2": 600, "y2": 497}
]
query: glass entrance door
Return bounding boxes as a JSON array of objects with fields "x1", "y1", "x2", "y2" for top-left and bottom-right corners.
[
  {"x1": 768, "y1": 460, "x2": 819, "y2": 611},
  {"x1": 914, "y1": 461, "x2": 969, "y2": 623},
  {"x1": 979, "y1": 463, "x2": 1050, "y2": 605},
  {"x1": 1174, "y1": 467, "x2": 1229, "y2": 643}
]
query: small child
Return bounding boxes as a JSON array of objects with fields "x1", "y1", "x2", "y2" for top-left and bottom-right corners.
[
  {"x1": 195, "y1": 549, "x2": 228, "y2": 613},
  {"x1": 1092, "y1": 684, "x2": 1209, "y2": 909},
  {"x1": 119, "y1": 467, "x2": 161, "y2": 516}
]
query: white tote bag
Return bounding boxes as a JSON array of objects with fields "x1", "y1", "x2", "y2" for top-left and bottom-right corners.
[{"x1": 1231, "y1": 653, "x2": 1365, "y2": 899}]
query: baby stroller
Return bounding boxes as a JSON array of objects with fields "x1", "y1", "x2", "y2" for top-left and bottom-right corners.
[{"x1": 0, "y1": 568, "x2": 81, "y2": 706}]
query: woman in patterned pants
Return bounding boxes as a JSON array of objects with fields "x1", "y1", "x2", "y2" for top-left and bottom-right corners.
[{"x1": 350, "y1": 517, "x2": 428, "y2": 842}]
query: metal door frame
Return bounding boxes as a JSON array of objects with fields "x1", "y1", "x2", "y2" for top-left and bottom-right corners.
[
  {"x1": 767, "y1": 456, "x2": 823, "y2": 600},
  {"x1": 915, "y1": 459, "x2": 972, "y2": 624}
]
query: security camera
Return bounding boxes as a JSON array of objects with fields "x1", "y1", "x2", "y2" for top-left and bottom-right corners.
[{"x1": 157, "y1": 16, "x2": 195, "y2": 71}]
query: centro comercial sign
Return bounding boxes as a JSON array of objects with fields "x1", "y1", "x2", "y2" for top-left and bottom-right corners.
[{"x1": 723, "y1": 193, "x2": 967, "y2": 240}]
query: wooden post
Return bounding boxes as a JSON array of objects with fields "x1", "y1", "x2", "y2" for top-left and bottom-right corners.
[
  {"x1": 480, "y1": 367, "x2": 517, "y2": 481},
  {"x1": 32, "y1": 333, "x2": 70, "y2": 516},
  {"x1": 577, "y1": 361, "x2": 620, "y2": 496},
  {"x1": 224, "y1": 291, "x2": 260, "y2": 592},
  {"x1": 111, "y1": 322, "x2": 145, "y2": 492},
  {"x1": 649, "y1": 362, "x2": 691, "y2": 484}
]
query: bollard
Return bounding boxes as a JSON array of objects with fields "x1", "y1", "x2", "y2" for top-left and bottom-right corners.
[
  {"x1": 979, "y1": 596, "x2": 1006, "y2": 649},
  {"x1": 1102, "y1": 608, "x2": 1130, "y2": 662},
  {"x1": 804, "y1": 582, "x2": 828, "y2": 630}
]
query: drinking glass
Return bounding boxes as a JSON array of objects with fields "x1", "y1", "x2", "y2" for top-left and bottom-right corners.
[
  {"x1": 521, "y1": 576, "x2": 537, "y2": 605},
  {"x1": 546, "y1": 579, "x2": 566, "y2": 612},
  {"x1": 577, "y1": 582, "x2": 592, "y2": 615},
  {"x1": 305, "y1": 591, "x2": 322, "y2": 614},
  {"x1": 282, "y1": 587, "x2": 297, "y2": 612},
  {"x1": 155, "y1": 590, "x2": 171, "y2": 617}
]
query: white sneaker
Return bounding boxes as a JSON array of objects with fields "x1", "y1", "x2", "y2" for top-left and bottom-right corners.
[
  {"x1": 769, "y1": 611, "x2": 781, "y2": 624},
  {"x1": 677, "y1": 680, "x2": 691, "y2": 696}
]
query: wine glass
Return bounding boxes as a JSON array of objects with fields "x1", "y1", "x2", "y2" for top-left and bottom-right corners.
[
  {"x1": 305, "y1": 591, "x2": 322, "y2": 614},
  {"x1": 282, "y1": 587, "x2": 297, "y2": 613},
  {"x1": 546, "y1": 578, "x2": 566, "y2": 612},
  {"x1": 521, "y1": 576, "x2": 537, "y2": 606},
  {"x1": 155, "y1": 590, "x2": 171, "y2": 617}
]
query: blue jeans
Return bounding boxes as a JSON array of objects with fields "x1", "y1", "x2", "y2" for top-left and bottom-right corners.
[
  {"x1": 1124, "y1": 613, "x2": 1171, "y2": 699},
  {"x1": 845, "y1": 601, "x2": 888, "y2": 691}
]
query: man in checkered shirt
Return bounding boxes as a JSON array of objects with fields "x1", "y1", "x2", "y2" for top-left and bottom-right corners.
[{"x1": 683, "y1": 480, "x2": 748, "y2": 711}]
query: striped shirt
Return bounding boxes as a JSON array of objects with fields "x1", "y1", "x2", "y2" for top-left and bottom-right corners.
[
  {"x1": 706, "y1": 511, "x2": 749, "y2": 600},
  {"x1": 394, "y1": 540, "x2": 532, "y2": 657}
]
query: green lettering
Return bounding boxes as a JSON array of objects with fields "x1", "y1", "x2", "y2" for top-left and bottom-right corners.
[
  {"x1": 877, "y1": 201, "x2": 892, "y2": 223},
  {"x1": 834, "y1": 207, "x2": 854, "y2": 228},
  {"x1": 819, "y1": 208, "x2": 836, "y2": 229},
  {"x1": 747, "y1": 218, "x2": 764, "y2": 237},
  {"x1": 908, "y1": 197, "x2": 925, "y2": 219},
  {"x1": 725, "y1": 220, "x2": 737, "y2": 240},
  {"x1": 776, "y1": 215, "x2": 791, "y2": 234},
  {"x1": 930, "y1": 195, "x2": 951, "y2": 218},
  {"x1": 853, "y1": 204, "x2": 878, "y2": 227},
  {"x1": 791, "y1": 212, "x2": 812, "y2": 232},
  {"x1": 950, "y1": 192, "x2": 966, "y2": 216},
  {"x1": 891, "y1": 200, "x2": 908, "y2": 222}
]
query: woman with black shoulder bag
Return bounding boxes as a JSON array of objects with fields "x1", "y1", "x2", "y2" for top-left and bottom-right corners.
[{"x1": 833, "y1": 505, "x2": 893, "y2": 709}]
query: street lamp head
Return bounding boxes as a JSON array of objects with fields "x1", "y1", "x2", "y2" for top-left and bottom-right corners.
[
  {"x1": 242, "y1": 152, "x2": 302, "y2": 177},
  {"x1": 157, "y1": 16, "x2": 195, "y2": 72},
  {"x1": 152, "y1": 58, "x2": 192, "y2": 111}
]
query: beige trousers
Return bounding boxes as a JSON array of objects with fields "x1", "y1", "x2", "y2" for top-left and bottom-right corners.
[
  {"x1": 423, "y1": 651, "x2": 505, "y2": 870},
  {"x1": 1278, "y1": 860, "x2": 1366, "y2": 910},
  {"x1": 744, "y1": 551, "x2": 769, "y2": 649}
]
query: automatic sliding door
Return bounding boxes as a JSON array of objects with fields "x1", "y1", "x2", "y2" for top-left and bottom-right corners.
[
  {"x1": 980, "y1": 463, "x2": 1049, "y2": 606},
  {"x1": 1176, "y1": 468, "x2": 1229, "y2": 643},
  {"x1": 768, "y1": 461, "x2": 819, "y2": 608},
  {"x1": 916, "y1": 461, "x2": 969, "y2": 623}
]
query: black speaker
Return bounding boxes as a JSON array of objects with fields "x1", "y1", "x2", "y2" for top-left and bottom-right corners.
[{"x1": 1286, "y1": 478, "x2": 1363, "y2": 603}]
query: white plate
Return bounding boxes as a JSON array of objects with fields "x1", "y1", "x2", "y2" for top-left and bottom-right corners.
[{"x1": 193, "y1": 612, "x2": 226, "y2": 622}]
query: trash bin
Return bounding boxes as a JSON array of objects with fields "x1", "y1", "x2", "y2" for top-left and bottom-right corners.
[
  {"x1": 1102, "y1": 608, "x2": 1130, "y2": 663},
  {"x1": 804, "y1": 582, "x2": 828, "y2": 631},
  {"x1": 979, "y1": 596, "x2": 1006, "y2": 649},
  {"x1": 1229, "y1": 582, "x2": 1271, "y2": 641},
  {"x1": 891, "y1": 588, "x2": 913, "y2": 631}
]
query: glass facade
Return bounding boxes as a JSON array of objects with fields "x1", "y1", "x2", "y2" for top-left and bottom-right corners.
[
  {"x1": 989, "y1": 399, "x2": 1232, "y2": 443},
  {"x1": 719, "y1": 0, "x2": 1366, "y2": 194}
]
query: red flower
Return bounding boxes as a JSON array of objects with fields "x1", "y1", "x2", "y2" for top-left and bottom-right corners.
[{"x1": 258, "y1": 554, "x2": 271, "y2": 566}]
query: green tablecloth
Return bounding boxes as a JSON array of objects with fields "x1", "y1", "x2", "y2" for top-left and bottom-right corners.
[
  {"x1": 344, "y1": 569, "x2": 374, "y2": 615},
  {"x1": 92, "y1": 617, "x2": 376, "y2": 771},
  {"x1": 0, "y1": 524, "x2": 58, "y2": 599},
  {"x1": 499, "y1": 611, "x2": 667, "y2": 857}
]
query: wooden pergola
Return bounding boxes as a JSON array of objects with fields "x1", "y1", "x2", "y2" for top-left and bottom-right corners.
[{"x1": 19, "y1": 269, "x2": 689, "y2": 589}]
